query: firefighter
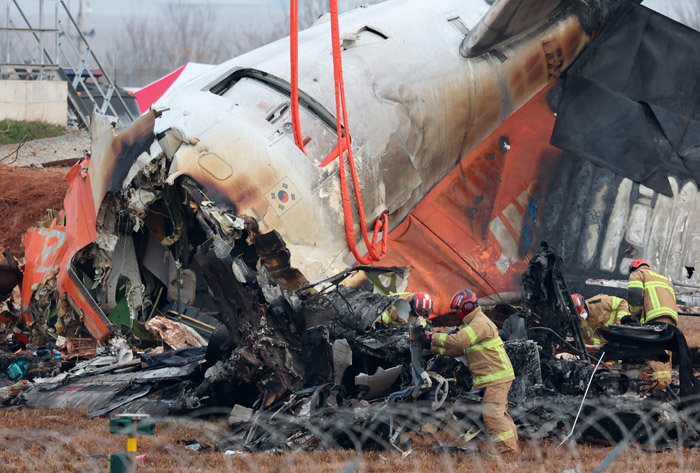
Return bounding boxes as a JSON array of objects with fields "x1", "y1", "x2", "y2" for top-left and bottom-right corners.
[
  {"x1": 378, "y1": 291, "x2": 433, "y2": 327},
  {"x1": 627, "y1": 259, "x2": 678, "y2": 389},
  {"x1": 426, "y1": 289, "x2": 518, "y2": 454},
  {"x1": 572, "y1": 293, "x2": 630, "y2": 347}
]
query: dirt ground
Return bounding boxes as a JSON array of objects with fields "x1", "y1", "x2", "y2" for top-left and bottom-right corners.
[
  {"x1": 0, "y1": 408, "x2": 698, "y2": 473},
  {"x1": 0, "y1": 164, "x2": 69, "y2": 255}
]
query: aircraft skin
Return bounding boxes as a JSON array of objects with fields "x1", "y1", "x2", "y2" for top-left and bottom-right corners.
[
  {"x1": 147, "y1": 0, "x2": 588, "y2": 279},
  {"x1": 19, "y1": 0, "x2": 700, "y2": 337}
]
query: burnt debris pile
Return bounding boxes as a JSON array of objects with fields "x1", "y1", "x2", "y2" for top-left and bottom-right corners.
[{"x1": 3, "y1": 217, "x2": 700, "y2": 451}]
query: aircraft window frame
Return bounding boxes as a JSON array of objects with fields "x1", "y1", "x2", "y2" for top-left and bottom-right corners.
[{"x1": 208, "y1": 67, "x2": 344, "y2": 137}]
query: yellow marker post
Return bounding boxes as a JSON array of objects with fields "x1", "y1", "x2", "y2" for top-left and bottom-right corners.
[
  {"x1": 109, "y1": 413, "x2": 155, "y2": 473},
  {"x1": 127, "y1": 437, "x2": 137, "y2": 453}
]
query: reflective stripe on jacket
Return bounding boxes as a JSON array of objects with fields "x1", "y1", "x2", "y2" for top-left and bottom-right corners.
[
  {"x1": 581, "y1": 294, "x2": 630, "y2": 345},
  {"x1": 430, "y1": 306, "x2": 514, "y2": 388},
  {"x1": 380, "y1": 292, "x2": 414, "y2": 327},
  {"x1": 627, "y1": 267, "x2": 678, "y2": 325}
]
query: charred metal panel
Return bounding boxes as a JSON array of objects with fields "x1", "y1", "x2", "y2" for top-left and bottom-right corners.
[
  {"x1": 302, "y1": 286, "x2": 395, "y2": 339},
  {"x1": 254, "y1": 231, "x2": 307, "y2": 291},
  {"x1": 22, "y1": 361, "x2": 200, "y2": 415},
  {"x1": 193, "y1": 248, "x2": 261, "y2": 347},
  {"x1": 301, "y1": 325, "x2": 333, "y2": 387},
  {"x1": 194, "y1": 245, "x2": 305, "y2": 392},
  {"x1": 504, "y1": 339, "x2": 542, "y2": 404},
  {"x1": 460, "y1": 0, "x2": 564, "y2": 57},
  {"x1": 89, "y1": 111, "x2": 156, "y2": 213},
  {"x1": 539, "y1": 154, "x2": 700, "y2": 298}
]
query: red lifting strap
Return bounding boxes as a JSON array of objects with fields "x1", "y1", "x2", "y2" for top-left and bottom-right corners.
[
  {"x1": 289, "y1": 0, "x2": 306, "y2": 155},
  {"x1": 289, "y1": 0, "x2": 388, "y2": 264}
]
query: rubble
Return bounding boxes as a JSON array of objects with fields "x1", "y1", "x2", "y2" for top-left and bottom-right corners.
[
  {"x1": 2, "y1": 234, "x2": 699, "y2": 452},
  {"x1": 0, "y1": 249, "x2": 22, "y2": 302},
  {"x1": 0, "y1": 379, "x2": 29, "y2": 404}
]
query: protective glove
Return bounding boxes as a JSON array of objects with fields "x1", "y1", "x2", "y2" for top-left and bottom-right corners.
[
  {"x1": 580, "y1": 320, "x2": 594, "y2": 342},
  {"x1": 420, "y1": 370, "x2": 433, "y2": 389},
  {"x1": 620, "y1": 314, "x2": 640, "y2": 325},
  {"x1": 410, "y1": 321, "x2": 432, "y2": 351}
]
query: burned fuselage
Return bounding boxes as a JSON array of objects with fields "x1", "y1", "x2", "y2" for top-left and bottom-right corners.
[{"x1": 19, "y1": 0, "x2": 609, "y2": 335}]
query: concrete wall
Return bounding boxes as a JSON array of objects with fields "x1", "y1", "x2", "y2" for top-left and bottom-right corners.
[{"x1": 0, "y1": 80, "x2": 67, "y2": 126}]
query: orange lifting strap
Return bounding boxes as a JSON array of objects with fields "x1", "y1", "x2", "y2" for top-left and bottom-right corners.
[{"x1": 289, "y1": 0, "x2": 389, "y2": 264}]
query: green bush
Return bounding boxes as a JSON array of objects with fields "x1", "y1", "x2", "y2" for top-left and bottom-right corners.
[{"x1": 0, "y1": 119, "x2": 66, "y2": 145}]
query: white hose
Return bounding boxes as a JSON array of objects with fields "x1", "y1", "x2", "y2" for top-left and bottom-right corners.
[{"x1": 559, "y1": 352, "x2": 606, "y2": 446}]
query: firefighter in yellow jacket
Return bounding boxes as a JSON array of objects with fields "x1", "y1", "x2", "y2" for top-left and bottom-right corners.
[
  {"x1": 571, "y1": 293, "x2": 630, "y2": 347},
  {"x1": 627, "y1": 259, "x2": 678, "y2": 389},
  {"x1": 427, "y1": 289, "x2": 518, "y2": 454},
  {"x1": 377, "y1": 292, "x2": 433, "y2": 327}
]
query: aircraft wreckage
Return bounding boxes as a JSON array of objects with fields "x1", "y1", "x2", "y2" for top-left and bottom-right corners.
[{"x1": 2, "y1": 0, "x2": 700, "y2": 452}]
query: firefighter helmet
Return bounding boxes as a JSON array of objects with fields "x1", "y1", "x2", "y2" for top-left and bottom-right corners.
[
  {"x1": 450, "y1": 289, "x2": 478, "y2": 318},
  {"x1": 571, "y1": 293, "x2": 588, "y2": 320},
  {"x1": 412, "y1": 292, "x2": 433, "y2": 317},
  {"x1": 629, "y1": 259, "x2": 649, "y2": 273}
]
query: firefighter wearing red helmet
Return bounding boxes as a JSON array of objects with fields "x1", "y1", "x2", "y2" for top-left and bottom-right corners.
[
  {"x1": 572, "y1": 293, "x2": 630, "y2": 347},
  {"x1": 378, "y1": 292, "x2": 433, "y2": 327},
  {"x1": 426, "y1": 289, "x2": 518, "y2": 454},
  {"x1": 627, "y1": 259, "x2": 678, "y2": 389}
]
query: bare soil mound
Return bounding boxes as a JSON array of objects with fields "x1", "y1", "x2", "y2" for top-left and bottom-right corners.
[{"x1": 0, "y1": 164, "x2": 68, "y2": 255}]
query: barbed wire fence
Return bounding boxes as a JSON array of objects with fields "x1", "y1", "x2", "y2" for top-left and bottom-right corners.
[{"x1": 1, "y1": 396, "x2": 700, "y2": 473}]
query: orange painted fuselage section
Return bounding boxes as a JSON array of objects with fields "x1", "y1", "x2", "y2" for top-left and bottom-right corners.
[
  {"x1": 21, "y1": 161, "x2": 111, "y2": 341},
  {"x1": 382, "y1": 85, "x2": 562, "y2": 314}
]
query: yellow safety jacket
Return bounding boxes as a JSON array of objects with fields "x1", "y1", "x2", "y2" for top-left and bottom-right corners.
[
  {"x1": 627, "y1": 266, "x2": 678, "y2": 325},
  {"x1": 379, "y1": 292, "x2": 414, "y2": 327},
  {"x1": 581, "y1": 294, "x2": 630, "y2": 346},
  {"x1": 430, "y1": 306, "x2": 514, "y2": 389}
]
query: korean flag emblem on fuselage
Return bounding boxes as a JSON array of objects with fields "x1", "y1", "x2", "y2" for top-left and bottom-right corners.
[{"x1": 266, "y1": 176, "x2": 301, "y2": 217}]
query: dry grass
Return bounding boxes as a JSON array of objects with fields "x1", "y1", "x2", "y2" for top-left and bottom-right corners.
[
  {"x1": 678, "y1": 316, "x2": 700, "y2": 349},
  {"x1": 0, "y1": 408, "x2": 699, "y2": 473}
]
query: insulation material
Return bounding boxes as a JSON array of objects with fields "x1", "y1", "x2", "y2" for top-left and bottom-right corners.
[
  {"x1": 104, "y1": 236, "x2": 143, "y2": 313},
  {"x1": 145, "y1": 316, "x2": 207, "y2": 349}
]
